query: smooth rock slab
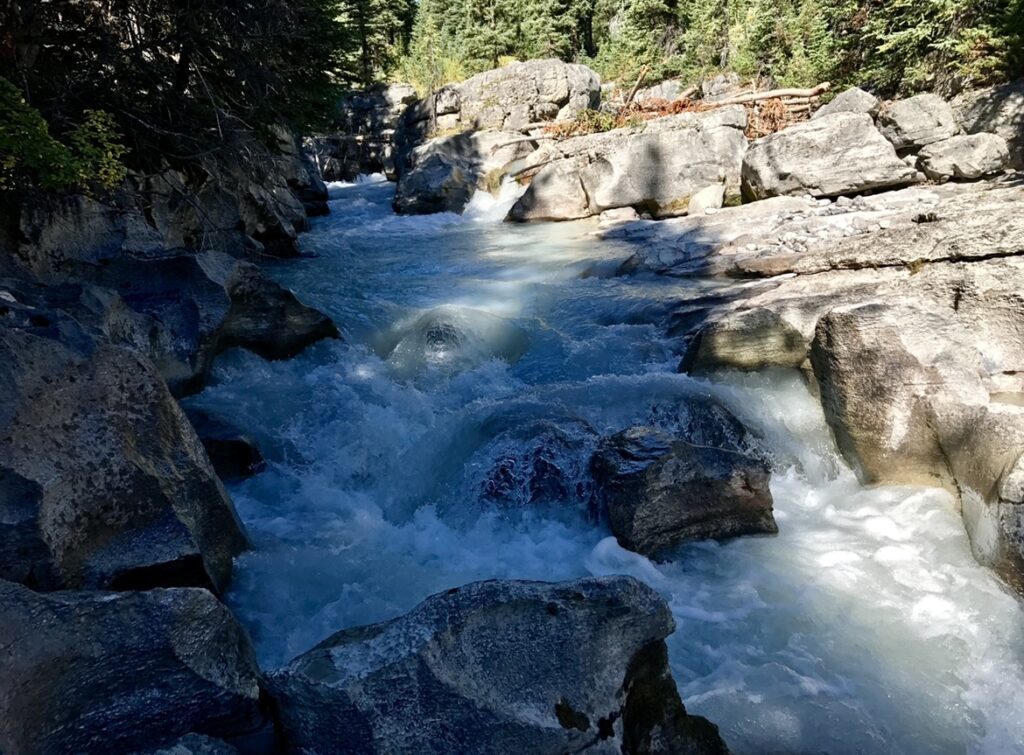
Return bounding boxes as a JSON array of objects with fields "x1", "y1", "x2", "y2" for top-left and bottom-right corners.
[
  {"x1": 917, "y1": 133, "x2": 1009, "y2": 180},
  {"x1": 0, "y1": 582, "x2": 265, "y2": 755},
  {"x1": 878, "y1": 93, "x2": 959, "y2": 152},
  {"x1": 268, "y1": 577, "x2": 729, "y2": 755},
  {"x1": 591, "y1": 413, "x2": 776, "y2": 557},
  {"x1": 741, "y1": 112, "x2": 919, "y2": 200}
]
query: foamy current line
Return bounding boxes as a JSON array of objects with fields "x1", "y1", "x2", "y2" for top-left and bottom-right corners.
[{"x1": 183, "y1": 175, "x2": 1024, "y2": 754}]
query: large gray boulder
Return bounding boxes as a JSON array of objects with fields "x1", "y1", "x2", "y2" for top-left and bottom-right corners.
[
  {"x1": 453, "y1": 59, "x2": 600, "y2": 131},
  {"x1": 0, "y1": 303, "x2": 248, "y2": 592},
  {"x1": 267, "y1": 577, "x2": 729, "y2": 755},
  {"x1": 741, "y1": 112, "x2": 919, "y2": 200},
  {"x1": 591, "y1": 400, "x2": 776, "y2": 557},
  {"x1": 812, "y1": 87, "x2": 881, "y2": 119},
  {"x1": 393, "y1": 130, "x2": 537, "y2": 214},
  {"x1": 0, "y1": 581, "x2": 267, "y2": 754},
  {"x1": 953, "y1": 79, "x2": 1024, "y2": 168},
  {"x1": 809, "y1": 300, "x2": 1024, "y2": 591},
  {"x1": 877, "y1": 93, "x2": 960, "y2": 152},
  {"x1": 917, "y1": 132, "x2": 1010, "y2": 180},
  {"x1": 509, "y1": 107, "x2": 748, "y2": 221}
]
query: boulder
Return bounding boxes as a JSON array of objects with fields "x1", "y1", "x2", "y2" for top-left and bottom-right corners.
[
  {"x1": 509, "y1": 107, "x2": 748, "y2": 221},
  {"x1": 64, "y1": 251, "x2": 338, "y2": 395},
  {"x1": 685, "y1": 307, "x2": 807, "y2": 372},
  {"x1": 877, "y1": 93, "x2": 960, "y2": 152},
  {"x1": 591, "y1": 402, "x2": 776, "y2": 557},
  {"x1": 700, "y1": 73, "x2": 744, "y2": 102},
  {"x1": 0, "y1": 307, "x2": 248, "y2": 592},
  {"x1": 267, "y1": 577, "x2": 729, "y2": 755},
  {"x1": 0, "y1": 581, "x2": 267, "y2": 754},
  {"x1": 812, "y1": 87, "x2": 881, "y2": 119},
  {"x1": 917, "y1": 133, "x2": 1010, "y2": 180},
  {"x1": 455, "y1": 59, "x2": 600, "y2": 131},
  {"x1": 741, "y1": 112, "x2": 919, "y2": 200},
  {"x1": 687, "y1": 184, "x2": 725, "y2": 216},
  {"x1": 635, "y1": 79, "x2": 691, "y2": 103},
  {"x1": 394, "y1": 130, "x2": 537, "y2": 214},
  {"x1": 953, "y1": 79, "x2": 1024, "y2": 168},
  {"x1": 599, "y1": 206, "x2": 640, "y2": 226},
  {"x1": 185, "y1": 409, "x2": 266, "y2": 482}
]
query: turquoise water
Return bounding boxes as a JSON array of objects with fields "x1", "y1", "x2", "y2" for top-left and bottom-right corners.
[{"x1": 186, "y1": 176, "x2": 1024, "y2": 754}]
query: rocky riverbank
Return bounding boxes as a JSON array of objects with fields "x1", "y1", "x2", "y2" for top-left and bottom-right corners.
[{"x1": 3, "y1": 54, "x2": 1024, "y2": 754}]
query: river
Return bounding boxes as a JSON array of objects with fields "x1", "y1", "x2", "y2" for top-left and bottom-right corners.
[{"x1": 183, "y1": 175, "x2": 1024, "y2": 754}]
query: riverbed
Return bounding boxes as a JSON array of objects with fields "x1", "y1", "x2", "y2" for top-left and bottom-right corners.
[{"x1": 184, "y1": 175, "x2": 1024, "y2": 754}]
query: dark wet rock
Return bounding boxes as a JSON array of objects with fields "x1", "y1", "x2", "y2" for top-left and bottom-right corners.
[
  {"x1": 308, "y1": 83, "x2": 418, "y2": 181},
  {"x1": 267, "y1": 576, "x2": 729, "y2": 755},
  {"x1": 0, "y1": 303, "x2": 247, "y2": 592},
  {"x1": 185, "y1": 409, "x2": 266, "y2": 482},
  {"x1": 592, "y1": 413, "x2": 776, "y2": 557},
  {"x1": 0, "y1": 581, "x2": 267, "y2": 755},
  {"x1": 62, "y1": 251, "x2": 338, "y2": 395},
  {"x1": 393, "y1": 130, "x2": 537, "y2": 215},
  {"x1": 475, "y1": 416, "x2": 599, "y2": 509},
  {"x1": 143, "y1": 734, "x2": 240, "y2": 754}
]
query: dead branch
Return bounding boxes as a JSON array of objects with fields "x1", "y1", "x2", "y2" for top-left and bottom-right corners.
[
  {"x1": 712, "y1": 82, "x2": 831, "y2": 107},
  {"x1": 622, "y1": 65, "x2": 652, "y2": 109}
]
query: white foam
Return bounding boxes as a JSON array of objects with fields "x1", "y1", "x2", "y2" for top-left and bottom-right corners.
[{"x1": 196, "y1": 176, "x2": 1024, "y2": 755}]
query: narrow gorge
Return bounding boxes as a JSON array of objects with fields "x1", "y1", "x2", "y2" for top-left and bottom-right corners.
[{"x1": 3, "y1": 12, "x2": 1024, "y2": 754}]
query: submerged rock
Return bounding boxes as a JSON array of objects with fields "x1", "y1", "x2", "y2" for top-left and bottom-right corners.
[
  {"x1": 0, "y1": 581, "x2": 267, "y2": 755},
  {"x1": 592, "y1": 399, "x2": 776, "y2": 557},
  {"x1": 0, "y1": 307, "x2": 247, "y2": 592},
  {"x1": 741, "y1": 112, "x2": 919, "y2": 200},
  {"x1": 381, "y1": 305, "x2": 528, "y2": 378},
  {"x1": 267, "y1": 576, "x2": 729, "y2": 755}
]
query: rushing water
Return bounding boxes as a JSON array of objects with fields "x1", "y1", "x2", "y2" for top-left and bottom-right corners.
[{"x1": 186, "y1": 175, "x2": 1024, "y2": 754}]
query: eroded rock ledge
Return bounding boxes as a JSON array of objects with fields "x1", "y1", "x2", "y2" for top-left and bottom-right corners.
[{"x1": 607, "y1": 177, "x2": 1024, "y2": 591}]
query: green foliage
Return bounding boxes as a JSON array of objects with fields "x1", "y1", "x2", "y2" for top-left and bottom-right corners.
[{"x1": 0, "y1": 78, "x2": 126, "y2": 192}]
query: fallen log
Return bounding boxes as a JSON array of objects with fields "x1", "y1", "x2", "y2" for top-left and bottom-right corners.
[{"x1": 713, "y1": 82, "x2": 831, "y2": 107}]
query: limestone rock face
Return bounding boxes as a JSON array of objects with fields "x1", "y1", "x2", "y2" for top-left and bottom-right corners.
[
  {"x1": 309, "y1": 83, "x2": 418, "y2": 180},
  {"x1": 0, "y1": 295, "x2": 248, "y2": 592},
  {"x1": 393, "y1": 130, "x2": 537, "y2": 214},
  {"x1": 917, "y1": 133, "x2": 1010, "y2": 180},
  {"x1": 591, "y1": 399, "x2": 776, "y2": 557},
  {"x1": 812, "y1": 87, "x2": 881, "y2": 120},
  {"x1": 953, "y1": 79, "x2": 1024, "y2": 168},
  {"x1": 741, "y1": 112, "x2": 919, "y2": 200},
  {"x1": 877, "y1": 93, "x2": 960, "y2": 152},
  {"x1": 509, "y1": 107, "x2": 747, "y2": 221},
  {"x1": 455, "y1": 59, "x2": 601, "y2": 131},
  {"x1": 267, "y1": 577, "x2": 729, "y2": 755},
  {"x1": 0, "y1": 582, "x2": 266, "y2": 755}
]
